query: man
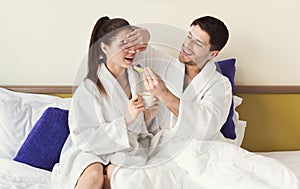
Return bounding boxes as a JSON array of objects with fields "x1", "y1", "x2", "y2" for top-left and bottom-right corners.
[
  {"x1": 141, "y1": 16, "x2": 232, "y2": 142},
  {"x1": 111, "y1": 17, "x2": 299, "y2": 189}
]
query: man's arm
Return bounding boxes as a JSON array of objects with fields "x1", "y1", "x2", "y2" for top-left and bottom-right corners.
[{"x1": 159, "y1": 89, "x2": 180, "y2": 117}]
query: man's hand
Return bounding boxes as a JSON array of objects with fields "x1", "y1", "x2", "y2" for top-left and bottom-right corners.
[
  {"x1": 143, "y1": 67, "x2": 168, "y2": 98},
  {"x1": 143, "y1": 67, "x2": 180, "y2": 117},
  {"x1": 122, "y1": 27, "x2": 150, "y2": 53}
]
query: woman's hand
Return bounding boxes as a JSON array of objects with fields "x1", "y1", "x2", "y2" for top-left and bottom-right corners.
[
  {"x1": 143, "y1": 97, "x2": 160, "y2": 123},
  {"x1": 122, "y1": 27, "x2": 150, "y2": 53},
  {"x1": 125, "y1": 95, "x2": 145, "y2": 125}
]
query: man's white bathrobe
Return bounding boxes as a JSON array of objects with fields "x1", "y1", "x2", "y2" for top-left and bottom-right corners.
[
  {"x1": 109, "y1": 47, "x2": 234, "y2": 188},
  {"x1": 51, "y1": 64, "x2": 154, "y2": 188},
  {"x1": 147, "y1": 59, "x2": 233, "y2": 163},
  {"x1": 136, "y1": 47, "x2": 232, "y2": 149},
  {"x1": 110, "y1": 47, "x2": 299, "y2": 189}
]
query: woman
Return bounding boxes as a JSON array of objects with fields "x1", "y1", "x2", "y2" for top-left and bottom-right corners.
[{"x1": 52, "y1": 16, "x2": 159, "y2": 189}]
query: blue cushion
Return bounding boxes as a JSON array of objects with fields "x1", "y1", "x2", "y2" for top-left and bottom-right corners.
[
  {"x1": 215, "y1": 58, "x2": 236, "y2": 139},
  {"x1": 14, "y1": 107, "x2": 69, "y2": 171}
]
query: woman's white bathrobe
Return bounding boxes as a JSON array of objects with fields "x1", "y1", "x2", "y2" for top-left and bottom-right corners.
[{"x1": 51, "y1": 64, "x2": 155, "y2": 188}]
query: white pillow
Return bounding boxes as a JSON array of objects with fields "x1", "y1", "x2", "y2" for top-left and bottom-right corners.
[
  {"x1": 217, "y1": 95, "x2": 247, "y2": 146},
  {"x1": 0, "y1": 88, "x2": 71, "y2": 159}
]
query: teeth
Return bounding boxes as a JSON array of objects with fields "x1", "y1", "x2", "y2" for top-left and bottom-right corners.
[{"x1": 183, "y1": 49, "x2": 191, "y2": 55}]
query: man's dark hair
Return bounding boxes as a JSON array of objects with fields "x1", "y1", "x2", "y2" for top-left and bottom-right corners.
[{"x1": 191, "y1": 16, "x2": 229, "y2": 51}]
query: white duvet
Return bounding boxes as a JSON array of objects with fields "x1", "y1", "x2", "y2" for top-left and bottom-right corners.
[
  {"x1": 111, "y1": 140, "x2": 299, "y2": 189},
  {"x1": 1, "y1": 141, "x2": 298, "y2": 189}
]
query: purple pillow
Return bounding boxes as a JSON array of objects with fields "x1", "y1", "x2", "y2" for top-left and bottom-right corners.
[
  {"x1": 14, "y1": 107, "x2": 69, "y2": 171},
  {"x1": 215, "y1": 58, "x2": 236, "y2": 139}
]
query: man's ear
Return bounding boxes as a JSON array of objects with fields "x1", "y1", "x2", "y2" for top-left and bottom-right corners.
[
  {"x1": 211, "y1": 51, "x2": 220, "y2": 58},
  {"x1": 101, "y1": 42, "x2": 109, "y2": 55},
  {"x1": 208, "y1": 50, "x2": 219, "y2": 60}
]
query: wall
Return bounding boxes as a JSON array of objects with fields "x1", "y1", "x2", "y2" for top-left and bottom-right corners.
[{"x1": 1, "y1": 0, "x2": 300, "y2": 85}]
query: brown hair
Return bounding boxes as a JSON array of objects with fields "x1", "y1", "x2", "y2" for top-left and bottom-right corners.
[
  {"x1": 86, "y1": 16, "x2": 131, "y2": 96},
  {"x1": 191, "y1": 16, "x2": 229, "y2": 51}
]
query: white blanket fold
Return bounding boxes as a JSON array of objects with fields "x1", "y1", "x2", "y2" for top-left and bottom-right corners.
[{"x1": 111, "y1": 140, "x2": 299, "y2": 189}]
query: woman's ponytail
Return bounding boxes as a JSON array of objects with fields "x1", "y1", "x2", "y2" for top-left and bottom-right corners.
[
  {"x1": 86, "y1": 16, "x2": 131, "y2": 96},
  {"x1": 86, "y1": 16, "x2": 110, "y2": 96}
]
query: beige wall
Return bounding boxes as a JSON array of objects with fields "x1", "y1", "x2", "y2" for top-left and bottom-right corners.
[{"x1": 1, "y1": 0, "x2": 300, "y2": 85}]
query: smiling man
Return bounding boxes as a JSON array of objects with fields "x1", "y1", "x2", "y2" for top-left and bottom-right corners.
[{"x1": 141, "y1": 16, "x2": 232, "y2": 142}]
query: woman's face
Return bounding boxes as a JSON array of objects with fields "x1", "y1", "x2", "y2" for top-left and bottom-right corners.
[{"x1": 102, "y1": 29, "x2": 136, "y2": 70}]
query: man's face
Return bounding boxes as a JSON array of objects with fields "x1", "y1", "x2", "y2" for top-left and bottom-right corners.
[{"x1": 179, "y1": 25, "x2": 215, "y2": 68}]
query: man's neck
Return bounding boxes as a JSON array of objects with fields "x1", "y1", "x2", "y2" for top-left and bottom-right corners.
[
  {"x1": 183, "y1": 64, "x2": 201, "y2": 91},
  {"x1": 185, "y1": 64, "x2": 201, "y2": 80}
]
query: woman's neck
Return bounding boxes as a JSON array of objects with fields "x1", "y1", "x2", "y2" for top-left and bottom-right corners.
[
  {"x1": 116, "y1": 69, "x2": 128, "y2": 82},
  {"x1": 106, "y1": 63, "x2": 125, "y2": 79},
  {"x1": 105, "y1": 63, "x2": 131, "y2": 99},
  {"x1": 117, "y1": 70, "x2": 131, "y2": 99}
]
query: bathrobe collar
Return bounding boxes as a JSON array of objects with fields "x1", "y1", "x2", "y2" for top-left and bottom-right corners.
[
  {"x1": 182, "y1": 60, "x2": 216, "y2": 99},
  {"x1": 98, "y1": 64, "x2": 142, "y2": 115}
]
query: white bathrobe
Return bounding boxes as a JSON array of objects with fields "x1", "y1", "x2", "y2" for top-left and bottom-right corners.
[
  {"x1": 51, "y1": 64, "x2": 155, "y2": 188},
  {"x1": 134, "y1": 46, "x2": 232, "y2": 154},
  {"x1": 110, "y1": 47, "x2": 298, "y2": 189},
  {"x1": 108, "y1": 47, "x2": 233, "y2": 186}
]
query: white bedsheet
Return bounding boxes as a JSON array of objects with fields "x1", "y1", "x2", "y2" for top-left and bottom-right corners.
[
  {"x1": 0, "y1": 158, "x2": 51, "y2": 189},
  {"x1": 1, "y1": 143, "x2": 299, "y2": 189},
  {"x1": 258, "y1": 150, "x2": 300, "y2": 179}
]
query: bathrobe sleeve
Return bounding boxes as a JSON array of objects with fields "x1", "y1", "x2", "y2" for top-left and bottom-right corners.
[
  {"x1": 134, "y1": 46, "x2": 184, "y2": 131},
  {"x1": 68, "y1": 80, "x2": 130, "y2": 155}
]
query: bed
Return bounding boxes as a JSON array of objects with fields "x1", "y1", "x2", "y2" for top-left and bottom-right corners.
[
  {"x1": 258, "y1": 151, "x2": 300, "y2": 179},
  {"x1": 0, "y1": 86, "x2": 299, "y2": 188}
]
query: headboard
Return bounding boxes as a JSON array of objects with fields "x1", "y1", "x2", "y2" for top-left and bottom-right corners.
[
  {"x1": 236, "y1": 85, "x2": 300, "y2": 152},
  {"x1": 1, "y1": 85, "x2": 300, "y2": 152}
]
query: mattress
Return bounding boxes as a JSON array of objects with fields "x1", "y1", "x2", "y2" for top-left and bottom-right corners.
[{"x1": 257, "y1": 150, "x2": 300, "y2": 179}]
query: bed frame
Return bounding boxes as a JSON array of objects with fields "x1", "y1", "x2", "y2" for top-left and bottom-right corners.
[
  {"x1": 2, "y1": 85, "x2": 300, "y2": 94},
  {"x1": 1, "y1": 85, "x2": 300, "y2": 152}
]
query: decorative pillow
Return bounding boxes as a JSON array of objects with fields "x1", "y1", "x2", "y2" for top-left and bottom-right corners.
[
  {"x1": 215, "y1": 58, "x2": 236, "y2": 139},
  {"x1": 217, "y1": 95, "x2": 247, "y2": 146},
  {"x1": 0, "y1": 87, "x2": 71, "y2": 159},
  {"x1": 14, "y1": 107, "x2": 69, "y2": 171}
]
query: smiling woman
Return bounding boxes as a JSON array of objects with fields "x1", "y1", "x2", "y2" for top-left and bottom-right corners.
[{"x1": 49, "y1": 16, "x2": 156, "y2": 189}]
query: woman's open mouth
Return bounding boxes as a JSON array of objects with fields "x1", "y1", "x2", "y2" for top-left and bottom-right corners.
[{"x1": 125, "y1": 57, "x2": 134, "y2": 63}]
